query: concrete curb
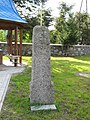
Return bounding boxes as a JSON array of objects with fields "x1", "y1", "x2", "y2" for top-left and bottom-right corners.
[{"x1": 0, "y1": 62, "x2": 25, "y2": 112}]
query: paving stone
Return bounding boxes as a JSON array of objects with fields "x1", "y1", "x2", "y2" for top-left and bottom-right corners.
[
  {"x1": 0, "y1": 60, "x2": 25, "y2": 111},
  {"x1": 31, "y1": 104, "x2": 56, "y2": 111}
]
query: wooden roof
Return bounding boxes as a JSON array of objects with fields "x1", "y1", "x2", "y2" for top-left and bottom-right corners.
[
  {"x1": 0, "y1": 0, "x2": 28, "y2": 30},
  {"x1": 0, "y1": 19, "x2": 28, "y2": 30}
]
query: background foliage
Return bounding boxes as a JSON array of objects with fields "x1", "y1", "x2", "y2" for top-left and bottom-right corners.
[{"x1": 0, "y1": 1, "x2": 90, "y2": 46}]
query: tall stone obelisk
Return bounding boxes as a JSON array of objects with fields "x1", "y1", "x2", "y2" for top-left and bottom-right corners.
[{"x1": 30, "y1": 26, "x2": 56, "y2": 111}]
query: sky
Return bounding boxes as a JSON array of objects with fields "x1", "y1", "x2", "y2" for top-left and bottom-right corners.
[{"x1": 46, "y1": 0, "x2": 90, "y2": 17}]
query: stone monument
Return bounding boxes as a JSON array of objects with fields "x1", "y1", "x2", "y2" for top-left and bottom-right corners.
[{"x1": 30, "y1": 26, "x2": 56, "y2": 111}]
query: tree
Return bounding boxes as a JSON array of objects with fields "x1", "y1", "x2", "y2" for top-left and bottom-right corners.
[
  {"x1": 33, "y1": 0, "x2": 48, "y2": 25},
  {"x1": 37, "y1": 9, "x2": 53, "y2": 27},
  {"x1": 13, "y1": 0, "x2": 48, "y2": 19},
  {"x1": 50, "y1": 30, "x2": 61, "y2": 44},
  {"x1": 24, "y1": 9, "x2": 53, "y2": 41},
  {"x1": 55, "y1": 2, "x2": 79, "y2": 46},
  {"x1": 23, "y1": 16, "x2": 39, "y2": 42},
  {"x1": 13, "y1": 0, "x2": 52, "y2": 43},
  {"x1": 75, "y1": 12, "x2": 90, "y2": 45}
]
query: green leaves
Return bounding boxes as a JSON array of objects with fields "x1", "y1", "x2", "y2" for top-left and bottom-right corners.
[
  {"x1": 54, "y1": 2, "x2": 90, "y2": 45},
  {"x1": 0, "y1": 30, "x2": 6, "y2": 42},
  {"x1": 75, "y1": 12, "x2": 90, "y2": 45},
  {"x1": 54, "y1": 2, "x2": 79, "y2": 46}
]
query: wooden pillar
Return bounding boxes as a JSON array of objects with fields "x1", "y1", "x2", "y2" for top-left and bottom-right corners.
[
  {"x1": 15, "y1": 26, "x2": 18, "y2": 56},
  {"x1": 14, "y1": 26, "x2": 18, "y2": 67},
  {"x1": 19, "y1": 29, "x2": 22, "y2": 64},
  {"x1": 9, "y1": 30, "x2": 12, "y2": 55}
]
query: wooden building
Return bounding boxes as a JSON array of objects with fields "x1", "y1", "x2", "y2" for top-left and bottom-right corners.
[{"x1": 0, "y1": 0, "x2": 28, "y2": 66}]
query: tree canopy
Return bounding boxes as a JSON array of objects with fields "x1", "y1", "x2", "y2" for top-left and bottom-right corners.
[
  {"x1": 1, "y1": 1, "x2": 90, "y2": 45},
  {"x1": 13, "y1": 0, "x2": 52, "y2": 42},
  {"x1": 54, "y1": 2, "x2": 79, "y2": 46},
  {"x1": 50, "y1": 2, "x2": 90, "y2": 45}
]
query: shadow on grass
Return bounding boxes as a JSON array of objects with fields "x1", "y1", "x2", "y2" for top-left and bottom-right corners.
[
  {"x1": 0, "y1": 56, "x2": 90, "y2": 120},
  {"x1": 51, "y1": 56, "x2": 90, "y2": 120},
  {"x1": 51, "y1": 56, "x2": 90, "y2": 76}
]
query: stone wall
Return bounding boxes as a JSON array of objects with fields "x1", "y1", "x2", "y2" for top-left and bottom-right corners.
[{"x1": 0, "y1": 42, "x2": 90, "y2": 56}]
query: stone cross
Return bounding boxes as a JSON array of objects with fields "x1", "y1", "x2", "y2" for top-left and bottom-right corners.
[{"x1": 30, "y1": 26, "x2": 54, "y2": 105}]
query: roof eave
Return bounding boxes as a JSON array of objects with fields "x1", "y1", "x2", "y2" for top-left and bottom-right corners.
[{"x1": 0, "y1": 19, "x2": 29, "y2": 30}]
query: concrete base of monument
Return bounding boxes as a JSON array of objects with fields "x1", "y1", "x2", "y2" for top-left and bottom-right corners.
[{"x1": 31, "y1": 104, "x2": 56, "y2": 111}]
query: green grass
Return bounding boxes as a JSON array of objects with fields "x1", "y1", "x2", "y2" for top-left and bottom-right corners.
[{"x1": 0, "y1": 55, "x2": 90, "y2": 120}]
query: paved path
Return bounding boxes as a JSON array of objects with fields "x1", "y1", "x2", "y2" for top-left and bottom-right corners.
[{"x1": 0, "y1": 60, "x2": 25, "y2": 111}]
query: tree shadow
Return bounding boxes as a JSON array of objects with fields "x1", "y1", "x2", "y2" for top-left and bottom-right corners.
[{"x1": 51, "y1": 56, "x2": 90, "y2": 84}]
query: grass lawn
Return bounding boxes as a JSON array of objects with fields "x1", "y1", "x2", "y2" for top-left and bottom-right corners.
[{"x1": 0, "y1": 56, "x2": 90, "y2": 120}]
